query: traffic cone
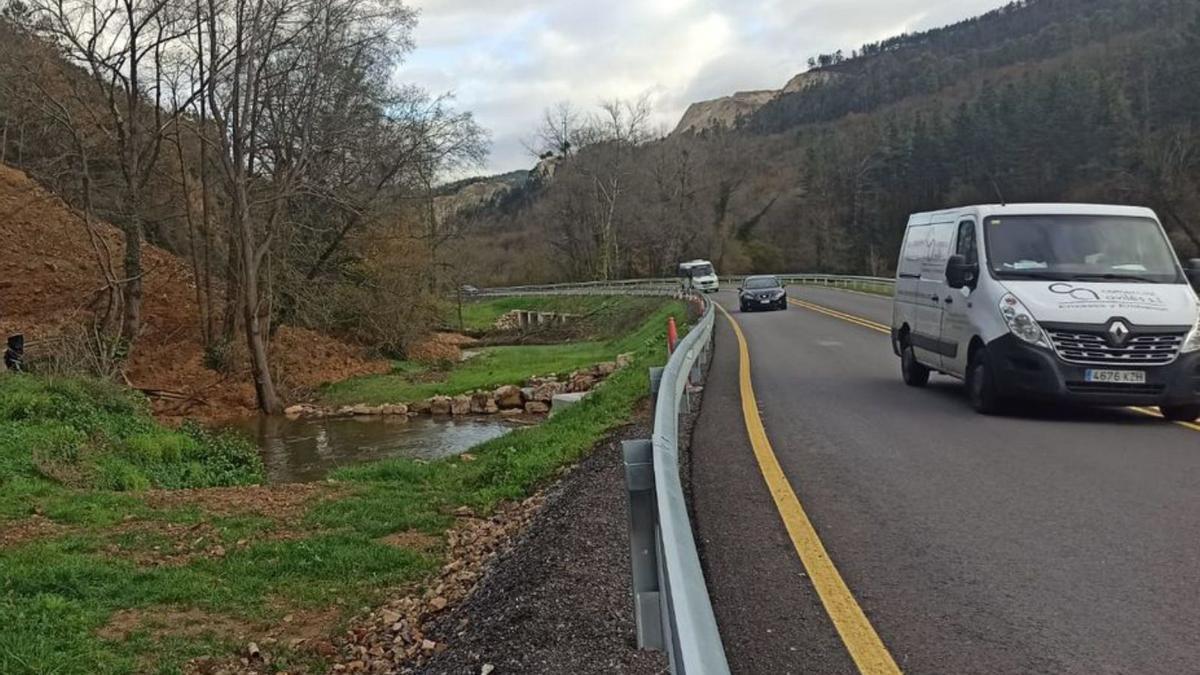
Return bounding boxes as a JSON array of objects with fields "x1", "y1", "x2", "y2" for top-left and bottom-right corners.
[{"x1": 667, "y1": 316, "x2": 678, "y2": 354}]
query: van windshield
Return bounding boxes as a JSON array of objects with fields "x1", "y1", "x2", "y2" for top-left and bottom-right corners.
[
  {"x1": 985, "y1": 215, "x2": 1183, "y2": 283},
  {"x1": 688, "y1": 264, "x2": 714, "y2": 277}
]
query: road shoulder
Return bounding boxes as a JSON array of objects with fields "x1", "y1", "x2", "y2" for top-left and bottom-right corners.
[{"x1": 690, "y1": 308, "x2": 857, "y2": 675}]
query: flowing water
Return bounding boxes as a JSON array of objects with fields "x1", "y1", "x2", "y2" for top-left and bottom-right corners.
[{"x1": 225, "y1": 415, "x2": 516, "y2": 483}]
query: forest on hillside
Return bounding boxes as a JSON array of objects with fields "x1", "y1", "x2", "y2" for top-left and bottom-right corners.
[
  {"x1": 456, "y1": 0, "x2": 1200, "y2": 284},
  {"x1": 0, "y1": 0, "x2": 485, "y2": 412}
]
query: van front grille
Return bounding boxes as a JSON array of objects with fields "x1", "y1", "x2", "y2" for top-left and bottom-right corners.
[{"x1": 1047, "y1": 328, "x2": 1184, "y2": 366}]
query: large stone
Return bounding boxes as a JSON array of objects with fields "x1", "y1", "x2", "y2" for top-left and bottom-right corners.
[
  {"x1": 469, "y1": 392, "x2": 493, "y2": 414},
  {"x1": 410, "y1": 399, "x2": 432, "y2": 414},
  {"x1": 493, "y1": 384, "x2": 524, "y2": 409},
  {"x1": 284, "y1": 404, "x2": 308, "y2": 418},
  {"x1": 498, "y1": 408, "x2": 524, "y2": 418},
  {"x1": 429, "y1": 396, "x2": 452, "y2": 415},
  {"x1": 616, "y1": 352, "x2": 635, "y2": 368},
  {"x1": 592, "y1": 361, "x2": 617, "y2": 377},
  {"x1": 524, "y1": 401, "x2": 550, "y2": 414},
  {"x1": 450, "y1": 395, "x2": 471, "y2": 415},
  {"x1": 568, "y1": 372, "x2": 596, "y2": 393},
  {"x1": 380, "y1": 403, "x2": 409, "y2": 416},
  {"x1": 551, "y1": 391, "x2": 588, "y2": 416},
  {"x1": 531, "y1": 380, "x2": 566, "y2": 402},
  {"x1": 520, "y1": 387, "x2": 535, "y2": 402}
]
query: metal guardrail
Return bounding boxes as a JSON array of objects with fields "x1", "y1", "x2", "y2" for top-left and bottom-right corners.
[
  {"x1": 624, "y1": 291, "x2": 724, "y2": 667},
  {"x1": 722, "y1": 273, "x2": 895, "y2": 295},
  {"x1": 475, "y1": 273, "x2": 896, "y2": 299},
  {"x1": 471, "y1": 278, "x2": 728, "y2": 674},
  {"x1": 623, "y1": 296, "x2": 727, "y2": 675}
]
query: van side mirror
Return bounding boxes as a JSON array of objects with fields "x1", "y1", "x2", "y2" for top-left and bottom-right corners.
[
  {"x1": 946, "y1": 255, "x2": 979, "y2": 290},
  {"x1": 1186, "y1": 259, "x2": 1200, "y2": 289}
]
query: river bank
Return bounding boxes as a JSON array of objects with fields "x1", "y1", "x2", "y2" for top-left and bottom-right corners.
[{"x1": 0, "y1": 296, "x2": 694, "y2": 673}]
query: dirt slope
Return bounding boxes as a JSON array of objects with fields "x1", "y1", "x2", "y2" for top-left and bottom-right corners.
[{"x1": 0, "y1": 163, "x2": 388, "y2": 421}]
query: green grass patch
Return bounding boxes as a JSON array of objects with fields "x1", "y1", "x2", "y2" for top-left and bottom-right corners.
[
  {"x1": 324, "y1": 296, "x2": 676, "y2": 406},
  {"x1": 0, "y1": 298, "x2": 693, "y2": 673},
  {"x1": 0, "y1": 375, "x2": 263, "y2": 491}
]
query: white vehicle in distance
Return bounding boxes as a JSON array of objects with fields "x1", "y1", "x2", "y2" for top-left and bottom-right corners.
[
  {"x1": 678, "y1": 259, "x2": 720, "y2": 293},
  {"x1": 891, "y1": 203, "x2": 1200, "y2": 420}
]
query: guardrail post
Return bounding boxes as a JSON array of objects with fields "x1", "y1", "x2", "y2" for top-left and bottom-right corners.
[
  {"x1": 623, "y1": 439, "x2": 665, "y2": 651},
  {"x1": 649, "y1": 366, "x2": 665, "y2": 402}
]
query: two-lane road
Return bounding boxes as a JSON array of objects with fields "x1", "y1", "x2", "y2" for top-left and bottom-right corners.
[{"x1": 691, "y1": 286, "x2": 1200, "y2": 674}]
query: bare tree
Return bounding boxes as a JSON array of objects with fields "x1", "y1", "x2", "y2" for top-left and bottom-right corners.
[
  {"x1": 198, "y1": 0, "x2": 417, "y2": 412},
  {"x1": 27, "y1": 0, "x2": 195, "y2": 349}
]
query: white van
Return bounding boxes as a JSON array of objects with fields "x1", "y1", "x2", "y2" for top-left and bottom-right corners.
[
  {"x1": 678, "y1": 259, "x2": 720, "y2": 293},
  {"x1": 891, "y1": 204, "x2": 1200, "y2": 420}
]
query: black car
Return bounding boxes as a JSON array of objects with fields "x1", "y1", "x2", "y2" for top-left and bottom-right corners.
[{"x1": 738, "y1": 275, "x2": 788, "y2": 312}]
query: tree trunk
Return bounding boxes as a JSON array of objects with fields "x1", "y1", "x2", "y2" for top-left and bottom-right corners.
[
  {"x1": 235, "y1": 192, "x2": 282, "y2": 414},
  {"x1": 120, "y1": 214, "x2": 143, "y2": 347}
]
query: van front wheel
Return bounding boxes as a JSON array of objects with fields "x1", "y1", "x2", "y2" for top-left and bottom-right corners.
[
  {"x1": 1160, "y1": 404, "x2": 1200, "y2": 422},
  {"x1": 967, "y1": 348, "x2": 1003, "y2": 415},
  {"x1": 901, "y1": 343, "x2": 930, "y2": 388}
]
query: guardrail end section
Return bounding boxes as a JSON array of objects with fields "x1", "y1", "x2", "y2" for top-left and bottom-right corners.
[{"x1": 622, "y1": 439, "x2": 665, "y2": 651}]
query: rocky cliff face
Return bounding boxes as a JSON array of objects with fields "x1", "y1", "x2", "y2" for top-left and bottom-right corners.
[
  {"x1": 433, "y1": 170, "x2": 531, "y2": 223},
  {"x1": 671, "y1": 70, "x2": 840, "y2": 135},
  {"x1": 672, "y1": 89, "x2": 777, "y2": 135}
]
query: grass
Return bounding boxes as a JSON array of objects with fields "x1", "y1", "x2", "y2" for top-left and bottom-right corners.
[
  {"x1": 0, "y1": 297, "x2": 691, "y2": 674},
  {"x1": 323, "y1": 295, "x2": 673, "y2": 406},
  {"x1": 0, "y1": 376, "x2": 263, "y2": 492},
  {"x1": 456, "y1": 295, "x2": 638, "y2": 333}
]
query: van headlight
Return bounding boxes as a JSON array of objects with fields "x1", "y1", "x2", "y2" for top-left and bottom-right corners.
[
  {"x1": 999, "y1": 293, "x2": 1050, "y2": 348},
  {"x1": 1183, "y1": 307, "x2": 1200, "y2": 353}
]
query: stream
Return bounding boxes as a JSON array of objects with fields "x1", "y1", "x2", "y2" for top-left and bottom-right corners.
[{"x1": 224, "y1": 414, "x2": 516, "y2": 483}]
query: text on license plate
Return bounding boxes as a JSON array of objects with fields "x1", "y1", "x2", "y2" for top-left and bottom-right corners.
[{"x1": 1085, "y1": 369, "x2": 1146, "y2": 384}]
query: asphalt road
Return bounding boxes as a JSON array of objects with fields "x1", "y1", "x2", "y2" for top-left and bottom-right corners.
[{"x1": 691, "y1": 285, "x2": 1200, "y2": 674}]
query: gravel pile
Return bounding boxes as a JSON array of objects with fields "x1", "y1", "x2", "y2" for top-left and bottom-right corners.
[{"x1": 414, "y1": 414, "x2": 669, "y2": 675}]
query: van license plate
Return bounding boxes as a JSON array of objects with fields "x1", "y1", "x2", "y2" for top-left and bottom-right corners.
[{"x1": 1085, "y1": 369, "x2": 1146, "y2": 384}]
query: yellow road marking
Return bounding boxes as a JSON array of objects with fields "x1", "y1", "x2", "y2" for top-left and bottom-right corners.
[
  {"x1": 715, "y1": 302, "x2": 903, "y2": 675},
  {"x1": 789, "y1": 298, "x2": 890, "y2": 334},
  {"x1": 1128, "y1": 406, "x2": 1200, "y2": 432},
  {"x1": 787, "y1": 295, "x2": 1200, "y2": 434}
]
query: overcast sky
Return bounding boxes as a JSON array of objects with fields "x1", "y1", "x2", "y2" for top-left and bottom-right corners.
[{"x1": 402, "y1": 0, "x2": 1005, "y2": 177}]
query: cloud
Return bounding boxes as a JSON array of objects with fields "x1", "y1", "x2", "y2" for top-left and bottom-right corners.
[{"x1": 401, "y1": 0, "x2": 1006, "y2": 176}]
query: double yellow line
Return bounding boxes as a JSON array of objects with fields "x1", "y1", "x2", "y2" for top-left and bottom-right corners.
[
  {"x1": 716, "y1": 303, "x2": 903, "y2": 675},
  {"x1": 788, "y1": 296, "x2": 1200, "y2": 433},
  {"x1": 789, "y1": 298, "x2": 890, "y2": 334}
]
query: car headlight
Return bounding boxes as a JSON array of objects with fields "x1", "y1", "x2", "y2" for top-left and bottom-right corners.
[
  {"x1": 999, "y1": 293, "x2": 1050, "y2": 348},
  {"x1": 1183, "y1": 307, "x2": 1200, "y2": 353}
]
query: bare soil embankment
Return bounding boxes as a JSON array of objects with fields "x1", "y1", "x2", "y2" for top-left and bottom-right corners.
[{"x1": 0, "y1": 163, "x2": 388, "y2": 421}]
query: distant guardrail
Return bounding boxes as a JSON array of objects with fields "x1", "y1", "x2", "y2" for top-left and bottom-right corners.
[
  {"x1": 722, "y1": 273, "x2": 895, "y2": 296},
  {"x1": 475, "y1": 273, "x2": 895, "y2": 299}
]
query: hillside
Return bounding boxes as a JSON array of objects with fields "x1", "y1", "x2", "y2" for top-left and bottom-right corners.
[
  {"x1": 0, "y1": 163, "x2": 388, "y2": 421},
  {"x1": 456, "y1": 0, "x2": 1200, "y2": 284}
]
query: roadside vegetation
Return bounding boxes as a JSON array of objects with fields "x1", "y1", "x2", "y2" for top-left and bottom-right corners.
[
  {"x1": 0, "y1": 297, "x2": 690, "y2": 673},
  {"x1": 324, "y1": 296, "x2": 670, "y2": 406}
]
